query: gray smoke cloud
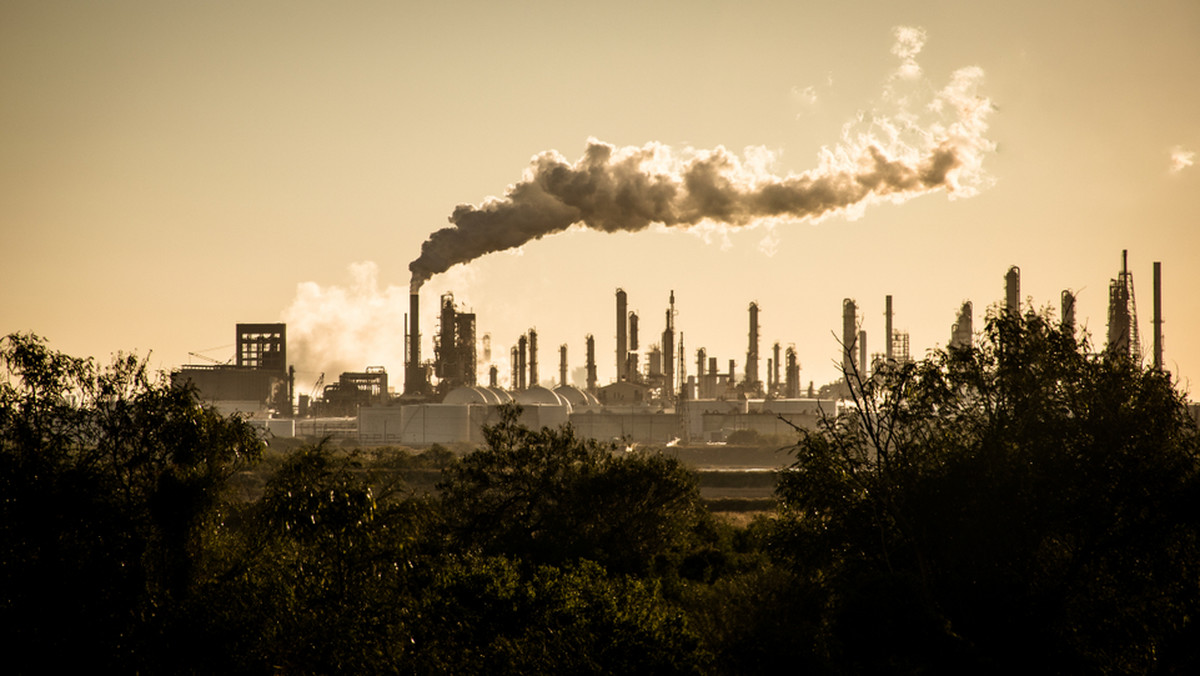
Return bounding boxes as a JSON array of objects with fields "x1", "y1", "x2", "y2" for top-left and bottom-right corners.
[{"x1": 410, "y1": 30, "x2": 993, "y2": 291}]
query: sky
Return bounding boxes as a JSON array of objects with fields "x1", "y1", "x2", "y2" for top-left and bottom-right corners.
[{"x1": 3, "y1": 0, "x2": 1199, "y2": 398}]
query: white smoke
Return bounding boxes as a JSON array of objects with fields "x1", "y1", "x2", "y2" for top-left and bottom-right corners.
[
  {"x1": 282, "y1": 262, "x2": 479, "y2": 394},
  {"x1": 409, "y1": 27, "x2": 994, "y2": 289}
]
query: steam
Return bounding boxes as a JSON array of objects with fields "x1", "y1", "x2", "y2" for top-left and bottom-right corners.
[
  {"x1": 283, "y1": 262, "x2": 409, "y2": 392},
  {"x1": 409, "y1": 28, "x2": 994, "y2": 290}
]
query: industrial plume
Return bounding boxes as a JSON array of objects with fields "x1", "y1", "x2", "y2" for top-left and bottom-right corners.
[{"x1": 410, "y1": 29, "x2": 993, "y2": 291}]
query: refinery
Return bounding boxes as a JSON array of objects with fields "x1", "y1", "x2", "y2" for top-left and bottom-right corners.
[{"x1": 173, "y1": 249, "x2": 1184, "y2": 447}]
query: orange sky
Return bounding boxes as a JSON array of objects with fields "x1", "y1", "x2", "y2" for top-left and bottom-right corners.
[{"x1": 3, "y1": 1, "x2": 1198, "y2": 395}]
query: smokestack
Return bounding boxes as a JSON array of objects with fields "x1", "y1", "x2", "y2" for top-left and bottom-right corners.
[
  {"x1": 489, "y1": 364, "x2": 498, "y2": 388},
  {"x1": 858, "y1": 330, "x2": 868, "y2": 379},
  {"x1": 518, "y1": 334, "x2": 528, "y2": 390},
  {"x1": 1061, "y1": 291, "x2": 1076, "y2": 337},
  {"x1": 773, "y1": 342, "x2": 782, "y2": 394},
  {"x1": 696, "y1": 348, "x2": 707, "y2": 398},
  {"x1": 842, "y1": 298, "x2": 858, "y2": 375},
  {"x1": 785, "y1": 346, "x2": 799, "y2": 398},
  {"x1": 616, "y1": 289, "x2": 627, "y2": 382},
  {"x1": 586, "y1": 334, "x2": 597, "y2": 393},
  {"x1": 885, "y1": 295, "x2": 894, "y2": 360},
  {"x1": 662, "y1": 291, "x2": 676, "y2": 401},
  {"x1": 405, "y1": 292, "x2": 424, "y2": 395},
  {"x1": 528, "y1": 329, "x2": 538, "y2": 387},
  {"x1": 951, "y1": 300, "x2": 973, "y2": 349},
  {"x1": 510, "y1": 346, "x2": 519, "y2": 390},
  {"x1": 746, "y1": 302, "x2": 760, "y2": 390},
  {"x1": 629, "y1": 312, "x2": 639, "y2": 351},
  {"x1": 559, "y1": 344, "x2": 568, "y2": 387},
  {"x1": 1005, "y1": 266, "x2": 1020, "y2": 317},
  {"x1": 1153, "y1": 261, "x2": 1163, "y2": 370}
]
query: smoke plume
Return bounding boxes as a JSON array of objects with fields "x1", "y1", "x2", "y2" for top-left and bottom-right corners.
[{"x1": 410, "y1": 29, "x2": 993, "y2": 290}]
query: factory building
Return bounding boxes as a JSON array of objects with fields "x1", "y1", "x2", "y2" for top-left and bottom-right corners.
[
  {"x1": 173, "y1": 322, "x2": 293, "y2": 417},
  {"x1": 193, "y1": 251, "x2": 1174, "y2": 450}
]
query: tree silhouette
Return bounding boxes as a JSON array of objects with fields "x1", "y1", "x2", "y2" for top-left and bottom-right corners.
[{"x1": 775, "y1": 309, "x2": 1200, "y2": 673}]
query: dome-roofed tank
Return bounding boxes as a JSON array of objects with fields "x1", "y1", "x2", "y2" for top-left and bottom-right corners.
[
  {"x1": 486, "y1": 386, "x2": 514, "y2": 403},
  {"x1": 516, "y1": 385, "x2": 569, "y2": 407},
  {"x1": 472, "y1": 386, "x2": 500, "y2": 405},
  {"x1": 443, "y1": 386, "x2": 490, "y2": 405},
  {"x1": 553, "y1": 385, "x2": 591, "y2": 408}
]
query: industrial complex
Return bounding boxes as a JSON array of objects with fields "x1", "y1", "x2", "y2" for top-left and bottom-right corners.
[{"x1": 173, "y1": 250, "x2": 1182, "y2": 448}]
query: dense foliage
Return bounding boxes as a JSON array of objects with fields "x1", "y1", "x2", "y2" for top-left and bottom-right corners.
[
  {"x1": 3, "y1": 316, "x2": 1199, "y2": 673},
  {"x1": 775, "y1": 310, "x2": 1200, "y2": 673}
]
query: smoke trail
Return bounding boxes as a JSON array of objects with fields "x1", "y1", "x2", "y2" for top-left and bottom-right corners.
[{"x1": 410, "y1": 29, "x2": 993, "y2": 290}]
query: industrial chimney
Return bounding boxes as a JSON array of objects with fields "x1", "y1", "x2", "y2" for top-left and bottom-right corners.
[
  {"x1": 842, "y1": 299, "x2": 858, "y2": 376},
  {"x1": 951, "y1": 300, "x2": 973, "y2": 349},
  {"x1": 616, "y1": 289, "x2": 628, "y2": 382},
  {"x1": 404, "y1": 292, "x2": 424, "y2": 395},
  {"x1": 559, "y1": 344, "x2": 568, "y2": 387},
  {"x1": 746, "y1": 302, "x2": 760, "y2": 391},
  {"x1": 885, "y1": 295, "x2": 894, "y2": 361},
  {"x1": 1153, "y1": 261, "x2": 1163, "y2": 370},
  {"x1": 518, "y1": 334, "x2": 528, "y2": 390},
  {"x1": 585, "y1": 334, "x2": 597, "y2": 393},
  {"x1": 1061, "y1": 291, "x2": 1076, "y2": 337},
  {"x1": 785, "y1": 346, "x2": 799, "y2": 398},
  {"x1": 858, "y1": 330, "x2": 868, "y2": 379},
  {"x1": 1005, "y1": 266, "x2": 1020, "y2": 317},
  {"x1": 528, "y1": 329, "x2": 538, "y2": 387}
]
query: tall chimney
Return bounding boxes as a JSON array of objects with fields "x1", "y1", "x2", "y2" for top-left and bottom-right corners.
[
  {"x1": 586, "y1": 334, "x2": 597, "y2": 393},
  {"x1": 616, "y1": 289, "x2": 627, "y2": 382},
  {"x1": 746, "y1": 302, "x2": 760, "y2": 389},
  {"x1": 951, "y1": 300, "x2": 974, "y2": 349},
  {"x1": 858, "y1": 330, "x2": 868, "y2": 379},
  {"x1": 1153, "y1": 261, "x2": 1163, "y2": 370},
  {"x1": 785, "y1": 346, "x2": 799, "y2": 398},
  {"x1": 662, "y1": 291, "x2": 675, "y2": 401},
  {"x1": 629, "y1": 312, "x2": 639, "y2": 351},
  {"x1": 1005, "y1": 266, "x2": 1021, "y2": 317},
  {"x1": 885, "y1": 295, "x2": 894, "y2": 361},
  {"x1": 772, "y1": 342, "x2": 782, "y2": 394},
  {"x1": 405, "y1": 292, "x2": 423, "y2": 395},
  {"x1": 1061, "y1": 291, "x2": 1076, "y2": 337},
  {"x1": 842, "y1": 298, "x2": 858, "y2": 375},
  {"x1": 559, "y1": 344, "x2": 568, "y2": 387},
  {"x1": 518, "y1": 334, "x2": 528, "y2": 390},
  {"x1": 528, "y1": 329, "x2": 538, "y2": 387},
  {"x1": 510, "y1": 346, "x2": 519, "y2": 390}
]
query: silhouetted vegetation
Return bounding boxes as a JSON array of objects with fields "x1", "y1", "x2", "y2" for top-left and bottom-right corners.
[{"x1": 3, "y1": 315, "x2": 1199, "y2": 673}]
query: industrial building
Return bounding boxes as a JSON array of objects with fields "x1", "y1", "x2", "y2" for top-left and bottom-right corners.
[{"x1": 176, "y1": 251, "x2": 1174, "y2": 452}]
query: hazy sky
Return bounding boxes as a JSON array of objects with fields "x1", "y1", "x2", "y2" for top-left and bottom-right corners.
[{"x1": 4, "y1": 1, "x2": 1198, "y2": 396}]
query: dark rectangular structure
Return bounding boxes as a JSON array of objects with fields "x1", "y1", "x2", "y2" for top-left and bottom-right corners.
[{"x1": 237, "y1": 323, "x2": 287, "y2": 372}]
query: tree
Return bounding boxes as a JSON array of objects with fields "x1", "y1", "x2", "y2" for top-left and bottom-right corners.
[
  {"x1": 0, "y1": 333, "x2": 263, "y2": 673},
  {"x1": 438, "y1": 404, "x2": 705, "y2": 576},
  {"x1": 774, "y1": 309, "x2": 1200, "y2": 674}
]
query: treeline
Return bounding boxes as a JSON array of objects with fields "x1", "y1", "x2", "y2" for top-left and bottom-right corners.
[{"x1": 2, "y1": 312, "x2": 1199, "y2": 674}]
